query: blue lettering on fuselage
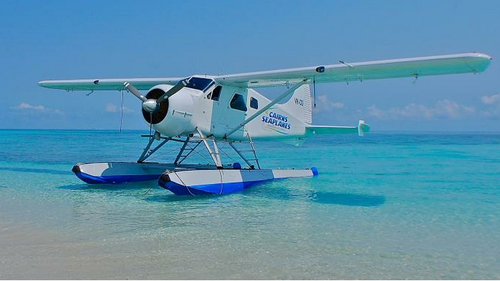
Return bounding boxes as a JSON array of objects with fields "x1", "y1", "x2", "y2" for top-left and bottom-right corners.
[{"x1": 261, "y1": 111, "x2": 291, "y2": 130}]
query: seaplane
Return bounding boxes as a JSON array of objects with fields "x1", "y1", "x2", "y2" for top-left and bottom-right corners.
[{"x1": 39, "y1": 52, "x2": 491, "y2": 195}]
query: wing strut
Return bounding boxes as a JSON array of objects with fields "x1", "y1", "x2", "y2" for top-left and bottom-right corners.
[{"x1": 224, "y1": 79, "x2": 309, "y2": 138}]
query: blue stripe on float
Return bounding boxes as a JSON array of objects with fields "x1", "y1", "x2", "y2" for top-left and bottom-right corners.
[
  {"x1": 75, "y1": 172, "x2": 160, "y2": 184},
  {"x1": 159, "y1": 179, "x2": 271, "y2": 195}
]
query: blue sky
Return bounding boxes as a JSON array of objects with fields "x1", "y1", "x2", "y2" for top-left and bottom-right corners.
[{"x1": 0, "y1": 0, "x2": 499, "y2": 131}]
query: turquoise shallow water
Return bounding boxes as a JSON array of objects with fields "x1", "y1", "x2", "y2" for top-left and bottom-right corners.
[{"x1": 0, "y1": 130, "x2": 499, "y2": 279}]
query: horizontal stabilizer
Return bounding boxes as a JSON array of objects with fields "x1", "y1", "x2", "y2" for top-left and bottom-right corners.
[{"x1": 306, "y1": 120, "x2": 370, "y2": 136}]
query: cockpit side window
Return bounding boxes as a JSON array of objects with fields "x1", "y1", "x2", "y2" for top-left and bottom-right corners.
[
  {"x1": 211, "y1": 86, "x2": 222, "y2": 101},
  {"x1": 230, "y1": 93, "x2": 247, "y2": 111}
]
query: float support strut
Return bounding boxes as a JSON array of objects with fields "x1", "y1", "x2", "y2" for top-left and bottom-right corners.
[
  {"x1": 137, "y1": 135, "x2": 170, "y2": 163},
  {"x1": 196, "y1": 128, "x2": 222, "y2": 168}
]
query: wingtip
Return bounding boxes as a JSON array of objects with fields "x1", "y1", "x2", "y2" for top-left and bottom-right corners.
[
  {"x1": 472, "y1": 52, "x2": 493, "y2": 61},
  {"x1": 38, "y1": 80, "x2": 59, "y2": 89},
  {"x1": 462, "y1": 52, "x2": 493, "y2": 73}
]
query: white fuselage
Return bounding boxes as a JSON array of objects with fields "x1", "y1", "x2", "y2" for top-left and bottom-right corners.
[{"x1": 150, "y1": 78, "x2": 310, "y2": 141}]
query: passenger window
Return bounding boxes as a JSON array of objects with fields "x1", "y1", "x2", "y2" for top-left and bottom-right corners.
[
  {"x1": 230, "y1": 93, "x2": 247, "y2": 111},
  {"x1": 250, "y1": 97, "x2": 258, "y2": 109},
  {"x1": 211, "y1": 86, "x2": 221, "y2": 101}
]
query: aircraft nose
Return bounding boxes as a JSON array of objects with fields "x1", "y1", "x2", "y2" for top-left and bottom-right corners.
[{"x1": 142, "y1": 99, "x2": 159, "y2": 113}]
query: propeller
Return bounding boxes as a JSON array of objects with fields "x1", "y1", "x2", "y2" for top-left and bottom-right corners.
[
  {"x1": 123, "y1": 78, "x2": 191, "y2": 140},
  {"x1": 123, "y1": 82, "x2": 146, "y2": 102},
  {"x1": 123, "y1": 77, "x2": 191, "y2": 114},
  {"x1": 157, "y1": 77, "x2": 191, "y2": 103}
]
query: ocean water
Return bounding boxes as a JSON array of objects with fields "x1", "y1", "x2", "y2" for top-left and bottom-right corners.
[{"x1": 0, "y1": 129, "x2": 499, "y2": 279}]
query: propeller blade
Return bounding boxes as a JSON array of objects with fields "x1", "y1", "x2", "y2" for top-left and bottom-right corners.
[
  {"x1": 124, "y1": 82, "x2": 147, "y2": 102},
  {"x1": 157, "y1": 77, "x2": 191, "y2": 103}
]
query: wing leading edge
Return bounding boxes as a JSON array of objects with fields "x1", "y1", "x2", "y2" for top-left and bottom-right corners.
[
  {"x1": 38, "y1": 77, "x2": 182, "y2": 91},
  {"x1": 214, "y1": 53, "x2": 491, "y2": 88}
]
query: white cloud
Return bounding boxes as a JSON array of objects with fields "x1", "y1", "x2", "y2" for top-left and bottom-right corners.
[
  {"x1": 14, "y1": 103, "x2": 45, "y2": 111},
  {"x1": 105, "y1": 103, "x2": 118, "y2": 113},
  {"x1": 435, "y1": 99, "x2": 475, "y2": 118},
  {"x1": 481, "y1": 94, "x2": 500, "y2": 105},
  {"x1": 368, "y1": 99, "x2": 474, "y2": 120},
  {"x1": 105, "y1": 103, "x2": 135, "y2": 114},
  {"x1": 480, "y1": 94, "x2": 500, "y2": 119},
  {"x1": 331, "y1": 102, "x2": 345, "y2": 109},
  {"x1": 367, "y1": 105, "x2": 388, "y2": 119},
  {"x1": 11, "y1": 102, "x2": 64, "y2": 115},
  {"x1": 315, "y1": 95, "x2": 345, "y2": 113}
]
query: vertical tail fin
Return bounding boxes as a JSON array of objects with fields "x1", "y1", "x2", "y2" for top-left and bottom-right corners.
[{"x1": 280, "y1": 84, "x2": 313, "y2": 124}]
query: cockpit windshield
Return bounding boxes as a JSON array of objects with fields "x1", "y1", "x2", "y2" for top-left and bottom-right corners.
[{"x1": 185, "y1": 77, "x2": 214, "y2": 92}]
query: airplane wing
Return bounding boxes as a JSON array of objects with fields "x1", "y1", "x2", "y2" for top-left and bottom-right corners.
[
  {"x1": 214, "y1": 53, "x2": 492, "y2": 88},
  {"x1": 39, "y1": 53, "x2": 491, "y2": 91},
  {"x1": 38, "y1": 77, "x2": 182, "y2": 91}
]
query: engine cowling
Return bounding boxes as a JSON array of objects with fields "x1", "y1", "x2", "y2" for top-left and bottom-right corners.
[{"x1": 142, "y1": 84, "x2": 196, "y2": 137}]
